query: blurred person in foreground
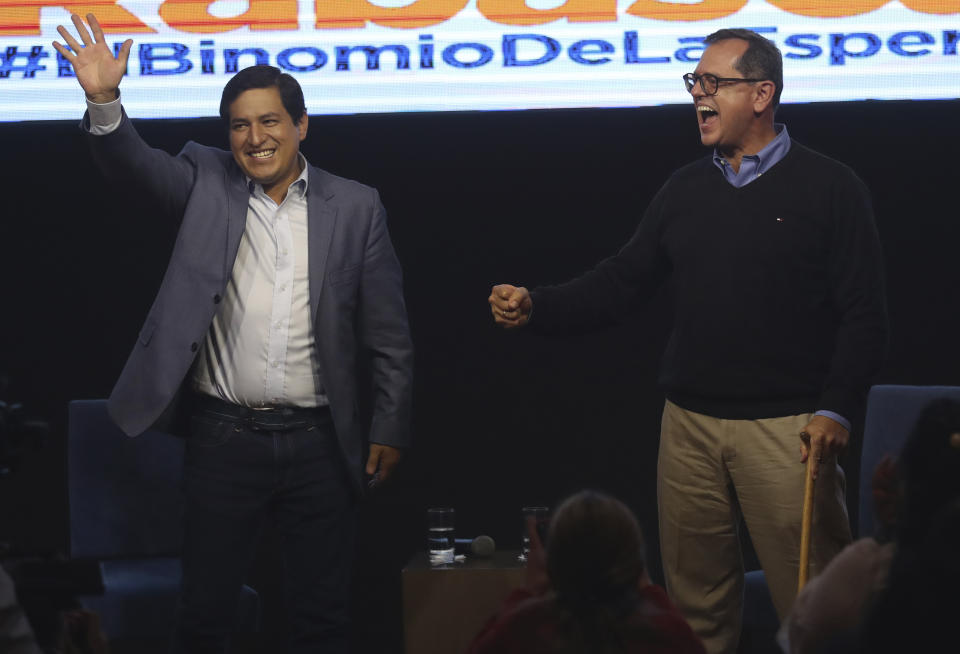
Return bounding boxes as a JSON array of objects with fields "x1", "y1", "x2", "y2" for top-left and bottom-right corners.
[
  {"x1": 780, "y1": 398, "x2": 960, "y2": 653},
  {"x1": 855, "y1": 398, "x2": 960, "y2": 654},
  {"x1": 1, "y1": 565, "x2": 109, "y2": 654},
  {"x1": 467, "y1": 490, "x2": 705, "y2": 654},
  {"x1": 0, "y1": 564, "x2": 42, "y2": 654}
]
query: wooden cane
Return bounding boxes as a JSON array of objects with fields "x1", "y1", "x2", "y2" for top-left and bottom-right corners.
[{"x1": 798, "y1": 452, "x2": 816, "y2": 592}]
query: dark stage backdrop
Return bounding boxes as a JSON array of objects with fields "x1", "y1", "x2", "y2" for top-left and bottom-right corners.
[{"x1": 1, "y1": 99, "x2": 957, "y2": 652}]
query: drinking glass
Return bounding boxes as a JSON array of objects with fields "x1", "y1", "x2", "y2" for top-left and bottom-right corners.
[
  {"x1": 426, "y1": 507, "x2": 455, "y2": 565},
  {"x1": 518, "y1": 506, "x2": 549, "y2": 561}
]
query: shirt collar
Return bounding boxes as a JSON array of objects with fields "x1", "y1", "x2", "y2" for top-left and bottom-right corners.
[
  {"x1": 247, "y1": 152, "x2": 310, "y2": 200},
  {"x1": 712, "y1": 123, "x2": 790, "y2": 177}
]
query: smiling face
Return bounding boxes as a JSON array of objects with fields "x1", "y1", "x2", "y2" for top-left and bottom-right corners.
[
  {"x1": 691, "y1": 38, "x2": 774, "y2": 163},
  {"x1": 228, "y1": 86, "x2": 307, "y2": 202}
]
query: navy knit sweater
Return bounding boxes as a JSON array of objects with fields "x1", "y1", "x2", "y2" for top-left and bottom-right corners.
[{"x1": 530, "y1": 141, "x2": 887, "y2": 422}]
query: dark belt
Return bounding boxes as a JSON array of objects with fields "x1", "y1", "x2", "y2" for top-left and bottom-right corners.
[{"x1": 192, "y1": 393, "x2": 331, "y2": 432}]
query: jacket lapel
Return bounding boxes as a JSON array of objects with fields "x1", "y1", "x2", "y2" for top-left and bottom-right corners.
[{"x1": 307, "y1": 167, "x2": 338, "y2": 324}]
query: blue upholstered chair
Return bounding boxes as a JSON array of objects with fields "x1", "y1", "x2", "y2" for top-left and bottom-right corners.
[
  {"x1": 67, "y1": 399, "x2": 260, "y2": 640},
  {"x1": 738, "y1": 384, "x2": 960, "y2": 653}
]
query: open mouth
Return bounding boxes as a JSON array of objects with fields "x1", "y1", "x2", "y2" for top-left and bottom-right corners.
[
  {"x1": 697, "y1": 105, "x2": 719, "y2": 128},
  {"x1": 249, "y1": 149, "x2": 276, "y2": 160}
]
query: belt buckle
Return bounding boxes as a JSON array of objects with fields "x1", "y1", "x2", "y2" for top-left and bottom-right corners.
[
  {"x1": 247, "y1": 412, "x2": 294, "y2": 433},
  {"x1": 242, "y1": 414, "x2": 274, "y2": 432}
]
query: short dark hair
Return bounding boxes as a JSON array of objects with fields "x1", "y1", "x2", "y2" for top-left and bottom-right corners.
[
  {"x1": 219, "y1": 65, "x2": 306, "y2": 124},
  {"x1": 704, "y1": 28, "x2": 783, "y2": 109}
]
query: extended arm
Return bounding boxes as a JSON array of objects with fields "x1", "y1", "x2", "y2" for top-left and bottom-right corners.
[
  {"x1": 528, "y1": 185, "x2": 670, "y2": 334},
  {"x1": 54, "y1": 13, "x2": 196, "y2": 219},
  {"x1": 489, "y1": 184, "x2": 670, "y2": 335}
]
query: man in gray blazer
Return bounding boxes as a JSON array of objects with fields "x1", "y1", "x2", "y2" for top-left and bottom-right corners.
[{"x1": 54, "y1": 14, "x2": 413, "y2": 653}]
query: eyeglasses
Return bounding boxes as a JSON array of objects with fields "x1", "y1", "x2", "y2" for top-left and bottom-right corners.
[{"x1": 682, "y1": 72, "x2": 766, "y2": 96}]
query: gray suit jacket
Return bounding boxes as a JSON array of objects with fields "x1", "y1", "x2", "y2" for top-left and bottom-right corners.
[{"x1": 85, "y1": 111, "x2": 413, "y2": 488}]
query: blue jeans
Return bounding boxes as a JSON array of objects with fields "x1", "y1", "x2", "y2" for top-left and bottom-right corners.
[{"x1": 173, "y1": 402, "x2": 356, "y2": 654}]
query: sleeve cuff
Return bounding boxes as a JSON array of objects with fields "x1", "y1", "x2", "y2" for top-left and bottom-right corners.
[
  {"x1": 85, "y1": 93, "x2": 123, "y2": 135},
  {"x1": 814, "y1": 409, "x2": 850, "y2": 432}
]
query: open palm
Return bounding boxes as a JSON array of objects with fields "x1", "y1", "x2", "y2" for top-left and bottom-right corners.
[{"x1": 52, "y1": 13, "x2": 132, "y2": 103}]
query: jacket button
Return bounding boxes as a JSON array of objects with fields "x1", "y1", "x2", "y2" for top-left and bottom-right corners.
[
  {"x1": 213, "y1": 294, "x2": 222, "y2": 304},
  {"x1": 190, "y1": 342, "x2": 199, "y2": 352}
]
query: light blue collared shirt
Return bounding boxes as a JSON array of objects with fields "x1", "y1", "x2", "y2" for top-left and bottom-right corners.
[
  {"x1": 712, "y1": 123, "x2": 849, "y2": 432},
  {"x1": 712, "y1": 123, "x2": 791, "y2": 188}
]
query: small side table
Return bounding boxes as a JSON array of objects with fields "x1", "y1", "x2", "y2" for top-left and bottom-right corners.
[{"x1": 402, "y1": 551, "x2": 527, "y2": 654}]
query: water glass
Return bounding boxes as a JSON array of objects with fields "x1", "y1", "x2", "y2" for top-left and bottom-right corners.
[
  {"x1": 426, "y1": 507, "x2": 455, "y2": 565},
  {"x1": 518, "y1": 506, "x2": 549, "y2": 561}
]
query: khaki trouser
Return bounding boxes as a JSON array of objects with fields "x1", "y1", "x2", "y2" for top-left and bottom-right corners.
[{"x1": 657, "y1": 400, "x2": 852, "y2": 654}]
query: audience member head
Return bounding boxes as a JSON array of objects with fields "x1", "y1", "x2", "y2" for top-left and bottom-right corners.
[
  {"x1": 546, "y1": 490, "x2": 646, "y2": 611},
  {"x1": 859, "y1": 500, "x2": 960, "y2": 653},
  {"x1": 894, "y1": 398, "x2": 960, "y2": 544}
]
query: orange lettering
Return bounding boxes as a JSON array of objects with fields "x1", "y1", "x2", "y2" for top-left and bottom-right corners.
[
  {"x1": 0, "y1": 1, "x2": 153, "y2": 36},
  {"x1": 477, "y1": 0, "x2": 615, "y2": 26},
  {"x1": 158, "y1": 0, "x2": 297, "y2": 33},
  {"x1": 765, "y1": 1, "x2": 887, "y2": 18},
  {"x1": 626, "y1": 0, "x2": 746, "y2": 22},
  {"x1": 314, "y1": 0, "x2": 467, "y2": 29},
  {"x1": 900, "y1": 0, "x2": 960, "y2": 14}
]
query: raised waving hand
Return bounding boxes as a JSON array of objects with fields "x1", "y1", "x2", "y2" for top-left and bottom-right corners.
[{"x1": 52, "y1": 13, "x2": 133, "y2": 104}]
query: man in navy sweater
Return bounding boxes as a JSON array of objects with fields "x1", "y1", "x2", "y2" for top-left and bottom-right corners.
[{"x1": 489, "y1": 29, "x2": 887, "y2": 653}]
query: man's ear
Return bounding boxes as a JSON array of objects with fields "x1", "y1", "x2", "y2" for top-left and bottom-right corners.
[
  {"x1": 297, "y1": 113, "x2": 309, "y2": 142},
  {"x1": 753, "y1": 80, "x2": 776, "y2": 114}
]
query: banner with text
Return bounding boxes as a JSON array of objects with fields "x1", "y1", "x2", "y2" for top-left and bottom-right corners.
[{"x1": 1, "y1": 0, "x2": 958, "y2": 121}]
